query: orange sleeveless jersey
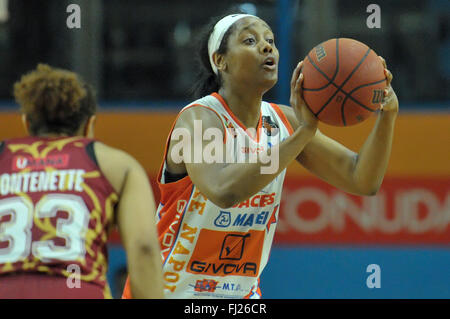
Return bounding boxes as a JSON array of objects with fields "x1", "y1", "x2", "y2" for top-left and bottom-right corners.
[
  {"x1": 123, "y1": 93, "x2": 293, "y2": 299},
  {"x1": 0, "y1": 136, "x2": 118, "y2": 298}
]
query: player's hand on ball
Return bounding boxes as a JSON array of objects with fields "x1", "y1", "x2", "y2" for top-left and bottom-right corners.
[
  {"x1": 379, "y1": 56, "x2": 399, "y2": 114},
  {"x1": 290, "y1": 61, "x2": 318, "y2": 134}
]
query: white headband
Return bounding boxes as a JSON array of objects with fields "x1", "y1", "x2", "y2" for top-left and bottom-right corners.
[{"x1": 208, "y1": 14, "x2": 256, "y2": 75}]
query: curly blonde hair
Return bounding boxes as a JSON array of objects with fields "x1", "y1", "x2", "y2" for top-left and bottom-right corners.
[{"x1": 13, "y1": 64, "x2": 96, "y2": 135}]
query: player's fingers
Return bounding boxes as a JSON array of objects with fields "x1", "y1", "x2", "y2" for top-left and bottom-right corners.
[
  {"x1": 379, "y1": 56, "x2": 387, "y2": 68},
  {"x1": 291, "y1": 61, "x2": 303, "y2": 90},
  {"x1": 295, "y1": 73, "x2": 304, "y2": 96},
  {"x1": 387, "y1": 69, "x2": 393, "y2": 82},
  {"x1": 384, "y1": 68, "x2": 393, "y2": 86},
  {"x1": 382, "y1": 85, "x2": 393, "y2": 104},
  {"x1": 291, "y1": 62, "x2": 302, "y2": 89}
]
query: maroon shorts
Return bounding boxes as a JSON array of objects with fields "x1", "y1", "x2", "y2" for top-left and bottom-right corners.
[{"x1": 0, "y1": 272, "x2": 106, "y2": 299}]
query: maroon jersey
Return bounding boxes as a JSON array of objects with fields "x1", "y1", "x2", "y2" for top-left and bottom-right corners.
[{"x1": 0, "y1": 136, "x2": 118, "y2": 297}]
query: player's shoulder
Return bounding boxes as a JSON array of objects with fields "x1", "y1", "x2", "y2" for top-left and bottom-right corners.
[
  {"x1": 184, "y1": 94, "x2": 219, "y2": 109},
  {"x1": 175, "y1": 94, "x2": 225, "y2": 130},
  {"x1": 1, "y1": 136, "x2": 37, "y2": 145},
  {"x1": 181, "y1": 94, "x2": 222, "y2": 116},
  {"x1": 93, "y1": 141, "x2": 141, "y2": 170},
  {"x1": 93, "y1": 141, "x2": 146, "y2": 193}
]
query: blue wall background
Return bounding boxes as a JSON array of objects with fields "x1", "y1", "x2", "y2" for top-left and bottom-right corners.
[
  {"x1": 106, "y1": 244, "x2": 450, "y2": 299},
  {"x1": 260, "y1": 246, "x2": 450, "y2": 299}
]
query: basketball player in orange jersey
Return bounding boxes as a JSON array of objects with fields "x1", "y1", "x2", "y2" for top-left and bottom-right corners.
[
  {"x1": 122, "y1": 13, "x2": 398, "y2": 299},
  {"x1": 0, "y1": 64, "x2": 164, "y2": 298}
]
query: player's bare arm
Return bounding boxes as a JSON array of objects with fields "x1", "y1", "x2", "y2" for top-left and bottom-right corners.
[
  {"x1": 281, "y1": 58, "x2": 399, "y2": 196},
  {"x1": 95, "y1": 142, "x2": 164, "y2": 298}
]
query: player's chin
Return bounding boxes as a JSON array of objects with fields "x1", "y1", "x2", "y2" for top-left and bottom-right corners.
[
  {"x1": 260, "y1": 72, "x2": 278, "y2": 89},
  {"x1": 259, "y1": 66, "x2": 277, "y2": 79}
]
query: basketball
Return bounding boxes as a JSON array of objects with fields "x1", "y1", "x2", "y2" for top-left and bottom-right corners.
[{"x1": 301, "y1": 38, "x2": 387, "y2": 126}]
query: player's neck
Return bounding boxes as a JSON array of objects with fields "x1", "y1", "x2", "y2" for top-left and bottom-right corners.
[
  {"x1": 34, "y1": 126, "x2": 88, "y2": 138},
  {"x1": 218, "y1": 87, "x2": 262, "y2": 130},
  {"x1": 34, "y1": 132, "x2": 82, "y2": 138}
]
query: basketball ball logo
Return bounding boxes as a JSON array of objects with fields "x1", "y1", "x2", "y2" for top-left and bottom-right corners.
[
  {"x1": 372, "y1": 89, "x2": 384, "y2": 104},
  {"x1": 315, "y1": 45, "x2": 327, "y2": 62}
]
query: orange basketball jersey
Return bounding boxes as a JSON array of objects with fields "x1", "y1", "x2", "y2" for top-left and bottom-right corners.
[{"x1": 123, "y1": 93, "x2": 293, "y2": 299}]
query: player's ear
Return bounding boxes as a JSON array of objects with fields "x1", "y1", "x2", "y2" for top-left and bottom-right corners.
[
  {"x1": 213, "y1": 52, "x2": 227, "y2": 72},
  {"x1": 84, "y1": 115, "x2": 96, "y2": 138},
  {"x1": 21, "y1": 114, "x2": 30, "y2": 135}
]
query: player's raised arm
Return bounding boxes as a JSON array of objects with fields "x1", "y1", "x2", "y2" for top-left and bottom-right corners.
[
  {"x1": 95, "y1": 142, "x2": 164, "y2": 298},
  {"x1": 280, "y1": 58, "x2": 398, "y2": 196}
]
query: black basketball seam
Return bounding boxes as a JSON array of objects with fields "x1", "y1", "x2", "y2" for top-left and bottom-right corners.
[
  {"x1": 345, "y1": 78, "x2": 387, "y2": 110},
  {"x1": 306, "y1": 39, "x2": 340, "y2": 115},
  {"x1": 304, "y1": 38, "x2": 340, "y2": 92},
  {"x1": 314, "y1": 47, "x2": 371, "y2": 117},
  {"x1": 340, "y1": 78, "x2": 387, "y2": 126},
  {"x1": 308, "y1": 41, "x2": 371, "y2": 121}
]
